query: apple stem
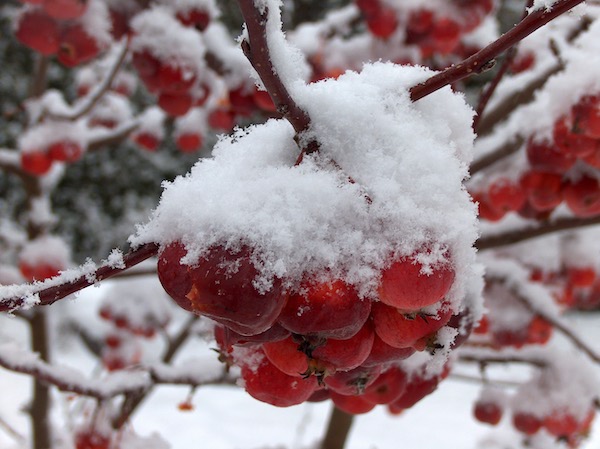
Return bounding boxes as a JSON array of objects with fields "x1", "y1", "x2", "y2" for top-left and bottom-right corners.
[{"x1": 321, "y1": 406, "x2": 354, "y2": 449}]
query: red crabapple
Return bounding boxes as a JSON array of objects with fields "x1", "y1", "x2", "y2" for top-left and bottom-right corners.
[
  {"x1": 573, "y1": 95, "x2": 600, "y2": 139},
  {"x1": 324, "y1": 365, "x2": 382, "y2": 395},
  {"x1": 48, "y1": 140, "x2": 83, "y2": 162},
  {"x1": 378, "y1": 253, "x2": 455, "y2": 311},
  {"x1": 158, "y1": 93, "x2": 194, "y2": 117},
  {"x1": 330, "y1": 392, "x2": 377, "y2": 414},
  {"x1": 74, "y1": 430, "x2": 110, "y2": 449},
  {"x1": 133, "y1": 132, "x2": 160, "y2": 152},
  {"x1": 473, "y1": 400, "x2": 503, "y2": 425},
  {"x1": 278, "y1": 278, "x2": 371, "y2": 339},
  {"x1": 21, "y1": 151, "x2": 53, "y2": 176},
  {"x1": 372, "y1": 302, "x2": 453, "y2": 349},
  {"x1": 362, "y1": 366, "x2": 408, "y2": 404},
  {"x1": 241, "y1": 350, "x2": 318, "y2": 407},
  {"x1": 43, "y1": 0, "x2": 87, "y2": 20},
  {"x1": 57, "y1": 24, "x2": 100, "y2": 67},
  {"x1": 513, "y1": 412, "x2": 543, "y2": 435},
  {"x1": 563, "y1": 175, "x2": 600, "y2": 217},
  {"x1": 176, "y1": 133, "x2": 203, "y2": 153},
  {"x1": 15, "y1": 8, "x2": 60, "y2": 55},
  {"x1": 185, "y1": 245, "x2": 288, "y2": 336}
]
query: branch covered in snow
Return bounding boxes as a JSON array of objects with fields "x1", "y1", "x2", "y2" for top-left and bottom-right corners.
[
  {"x1": 0, "y1": 342, "x2": 232, "y2": 400},
  {"x1": 0, "y1": 243, "x2": 158, "y2": 312}
]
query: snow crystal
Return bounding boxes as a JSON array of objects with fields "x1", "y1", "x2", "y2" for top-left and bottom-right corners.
[
  {"x1": 107, "y1": 249, "x2": 125, "y2": 269},
  {"x1": 131, "y1": 62, "x2": 479, "y2": 304}
]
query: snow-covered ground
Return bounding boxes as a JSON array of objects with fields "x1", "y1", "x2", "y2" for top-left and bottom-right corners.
[{"x1": 1, "y1": 283, "x2": 599, "y2": 449}]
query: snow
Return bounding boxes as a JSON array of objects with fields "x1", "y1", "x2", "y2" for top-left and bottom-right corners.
[
  {"x1": 130, "y1": 6, "x2": 206, "y2": 74},
  {"x1": 132, "y1": 62, "x2": 480, "y2": 314}
]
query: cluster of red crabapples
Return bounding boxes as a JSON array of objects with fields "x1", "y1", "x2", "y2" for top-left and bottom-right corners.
[
  {"x1": 473, "y1": 395, "x2": 596, "y2": 447},
  {"x1": 15, "y1": 0, "x2": 103, "y2": 67},
  {"x1": 20, "y1": 134, "x2": 85, "y2": 176},
  {"x1": 157, "y1": 240, "x2": 469, "y2": 412},
  {"x1": 355, "y1": 0, "x2": 494, "y2": 56},
  {"x1": 474, "y1": 95, "x2": 600, "y2": 223}
]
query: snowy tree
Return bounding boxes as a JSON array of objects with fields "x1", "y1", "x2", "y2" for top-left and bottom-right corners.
[{"x1": 1, "y1": 0, "x2": 600, "y2": 449}]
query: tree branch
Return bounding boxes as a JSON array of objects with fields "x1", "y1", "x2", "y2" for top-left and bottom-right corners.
[
  {"x1": 237, "y1": 0, "x2": 319, "y2": 158},
  {"x1": 321, "y1": 407, "x2": 354, "y2": 449},
  {"x1": 112, "y1": 315, "x2": 200, "y2": 428},
  {"x1": 0, "y1": 342, "x2": 231, "y2": 400},
  {"x1": 410, "y1": 0, "x2": 586, "y2": 102},
  {"x1": 49, "y1": 40, "x2": 130, "y2": 122},
  {"x1": 0, "y1": 243, "x2": 159, "y2": 313},
  {"x1": 470, "y1": 136, "x2": 524, "y2": 175},
  {"x1": 488, "y1": 274, "x2": 600, "y2": 364},
  {"x1": 476, "y1": 215, "x2": 600, "y2": 250}
]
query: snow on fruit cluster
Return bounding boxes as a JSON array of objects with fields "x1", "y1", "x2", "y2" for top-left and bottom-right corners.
[{"x1": 130, "y1": 62, "x2": 483, "y2": 411}]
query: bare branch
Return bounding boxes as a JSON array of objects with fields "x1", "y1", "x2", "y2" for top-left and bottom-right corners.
[
  {"x1": 477, "y1": 215, "x2": 600, "y2": 250},
  {"x1": 49, "y1": 40, "x2": 130, "y2": 122},
  {"x1": 28, "y1": 56, "x2": 49, "y2": 99},
  {"x1": 237, "y1": 0, "x2": 319, "y2": 158},
  {"x1": 87, "y1": 120, "x2": 140, "y2": 151},
  {"x1": 410, "y1": 0, "x2": 586, "y2": 102},
  {"x1": 470, "y1": 136, "x2": 524, "y2": 175}
]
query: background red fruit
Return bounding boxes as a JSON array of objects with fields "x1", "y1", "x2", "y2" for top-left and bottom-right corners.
[
  {"x1": 43, "y1": 0, "x2": 87, "y2": 20},
  {"x1": 473, "y1": 400, "x2": 503, "y2": 425},
  {"x1": 176, "y1": 133, "x2": 203, "y2": 152},
  {"x1": 58, "y1": 24, "x2": 100, "y2": 67},
  {"x1": 158, "y1": 92, "x2": 193, "y2": 117},
  {"x1": 513, "y1": 412, "x2": 543, "y2": 435},
  {"x1": 15, "y1": 8, "x2": 60, "y2": 55},
  {"x1": 21, "y1": 151, "x2": 53, "y2": 176},
  {"x1": 133, "y1": 133, "x2": 160, "y2": 152},
  {"x1": 48, "y1": 140, "x2": 83, "y2": 162}
]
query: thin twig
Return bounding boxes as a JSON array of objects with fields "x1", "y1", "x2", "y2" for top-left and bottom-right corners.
[
  {"x1": 49, "y1": 40, "x2": 130, "y2": 122},
  {"x1": 410, "y1": 0, "x2": 586, "y2": 102},
  {"x1": 473, "y1": 0, "x2": 535, "y2": 130},
  {"x1": 470, "y1": 136, "x2": 524, "y2": 175},
  {"x1": 0, "y1": 415, "x2": 26, "y2": 446},
  {"x1": 448, "y1": 372, "x2": 521, "y2": 388},
  {"x1": 491, "y1": 276, "x2": 600, "y2": 364}
]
